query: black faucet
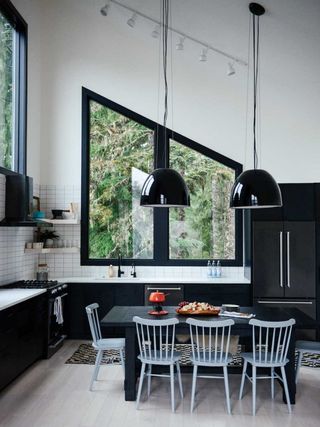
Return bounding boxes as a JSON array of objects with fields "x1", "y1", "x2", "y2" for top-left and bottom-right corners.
[
  {"x1": 130, "y1": 262, "x2": 136, "y2": 278},
  {"x1": 117, "y1": 254, "x2": 124, "y2": 278}
]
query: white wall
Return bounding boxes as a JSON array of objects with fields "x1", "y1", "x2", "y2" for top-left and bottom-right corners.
[{"x1": 13, "y1": 0, "x2": 320, "y2": 184}]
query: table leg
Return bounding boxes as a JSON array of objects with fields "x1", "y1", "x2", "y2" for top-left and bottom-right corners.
[
  {"x1": 283, "y1": 330, "x2": 296, "y2": 404},
  {"x1": 125, "y1": 326, "x2": 137, "y2": 401}
]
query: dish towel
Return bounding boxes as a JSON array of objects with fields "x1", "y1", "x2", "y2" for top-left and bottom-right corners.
[{"x1": 54, "y1": 296, "x2": 64, "y2": 324}]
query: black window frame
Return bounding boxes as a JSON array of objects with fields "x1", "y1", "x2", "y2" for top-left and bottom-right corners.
[
  {"x1": 0, "y1": 0, "x2": 27, "y2": 176},
  {"x1": 81, "y1": 87, "x2": 243, "y2": 266}
]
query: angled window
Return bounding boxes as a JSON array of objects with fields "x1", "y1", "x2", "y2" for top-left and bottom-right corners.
[
  {"x1": 82, "y1": 88, "x2": 242, "y2": 266},
  {"x1": 0, "y1": 0, "x2": 27, "y2": 174}
]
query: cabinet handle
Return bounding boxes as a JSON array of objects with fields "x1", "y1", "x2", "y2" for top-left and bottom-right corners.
[
  {"x1": 257, "y1": 300, "x2": 313, "y2": 305},
  {"x1": 286, "y1": 232, "x2": 291, "y2": 288},
  {"x1": 279, "y1": 231, "x2": 283, "y2": 288}
]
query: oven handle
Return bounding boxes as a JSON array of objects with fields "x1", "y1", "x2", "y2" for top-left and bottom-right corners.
[
  {"x1": 49, "y1": 292, "x2": 68, "y2": 302},
  {"x1": 146, "y1": 287, "x2": 182, "y2": 291}
]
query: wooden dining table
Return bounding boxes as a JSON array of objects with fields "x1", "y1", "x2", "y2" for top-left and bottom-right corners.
[{"x1": 100, "y1": 305, "x2": 317, "y2": 403}]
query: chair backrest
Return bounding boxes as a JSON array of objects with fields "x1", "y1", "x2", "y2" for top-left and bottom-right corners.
[
  {"x1": 133, "y1": 316, "x2": 179, "y2": 361},
  {"x1": 249, "y1": 318, "x2": 296, "y2": 364},
  {"x1": 85, "y1": 303, "x2": 102, "y2": 345},
  {"x1": 186, "y1": 317, "x2": 235, "y2": 364}
]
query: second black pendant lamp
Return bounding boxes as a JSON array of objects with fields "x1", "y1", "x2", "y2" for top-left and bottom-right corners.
[
  {"x1": 140, "y1": 0, "x2": 190, "y2": 208},
  {"x1": 230, "y1": 3, "x2": 282, "y2": 209}
]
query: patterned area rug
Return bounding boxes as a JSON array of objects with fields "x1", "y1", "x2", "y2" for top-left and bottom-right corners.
[
  {"x1": 66, "y1": 343, "x2": 320, "y2": 368},
  {"x1": 65, "y1": 343, "x2": 243, "y2": 366}
]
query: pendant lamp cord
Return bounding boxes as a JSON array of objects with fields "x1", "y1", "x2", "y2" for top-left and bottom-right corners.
[
  {"x1": 252, "y1": 13, "x2": 260, "y2": 169},
  {"x1": 162, "y1": 0, "x2": 169, "y2": 166}
]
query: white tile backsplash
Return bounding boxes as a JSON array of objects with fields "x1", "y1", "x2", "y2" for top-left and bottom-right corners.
[{"x1": 0, "y1": 180, "x2": 245, "y2": 284}]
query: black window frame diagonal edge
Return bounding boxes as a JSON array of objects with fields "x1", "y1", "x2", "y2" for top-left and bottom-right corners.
[{"x1": 81, "y1": 87, "x2": 243, "y2": 266}]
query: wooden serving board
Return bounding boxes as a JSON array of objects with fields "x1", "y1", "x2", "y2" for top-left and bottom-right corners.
[{"x1": 176, "y1": 308, "x2": 220, "y2": 316}]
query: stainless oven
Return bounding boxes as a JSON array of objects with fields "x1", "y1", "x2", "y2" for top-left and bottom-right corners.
[{"x1": 144, "y1": 285, "x2": 184, "y2": 306}]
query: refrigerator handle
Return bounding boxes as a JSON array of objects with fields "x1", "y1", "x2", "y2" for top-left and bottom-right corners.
[
  {"x1": 279, "y1": 231, "x2": 283, "y2": 288},
  {"x1": 287, "y1": 231, "x2": 290, "y2": 288}
]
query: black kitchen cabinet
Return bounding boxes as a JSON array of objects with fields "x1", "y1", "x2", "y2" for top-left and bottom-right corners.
[
  {"x1": 65, "y1": 283, "x2": 114, "y2": 339},
  {"x1": 252, "y1": 184, "x2": 316, "y2": 222},
  {"x1": 184, "y1": 284, "x2": 251, "y2": 306},
  {"x1": 65, "y1": 282, "x2": 251, "y2": 339},
  {"x1": 253, "y1": 221, "x2": 316, "y2": 299},
  {"x1": 65, "y1": 282, "x2": 144, "y2": 339},
  {"x1": 0, "y1": 295, "x2": 46, "y2": 392}
]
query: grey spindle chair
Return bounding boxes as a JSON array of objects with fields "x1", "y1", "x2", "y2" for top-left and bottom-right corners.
[
  {"x1": 239, "y1": 318, "x2": 296, "y2": 415},
  {"x1": 133, "y1": 316, "x2": 183, "y2": 412},
  {"x1": 186, "y1": 317, "x2": 235, "y2": 414},
  {"x1": 85, "y1": 303, "x2": 125, "y2": 390}
]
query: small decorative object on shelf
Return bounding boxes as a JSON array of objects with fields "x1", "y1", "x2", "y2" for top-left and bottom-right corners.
[{"x1": 38, "y1": 229, "x2": 60, "y2": 248}]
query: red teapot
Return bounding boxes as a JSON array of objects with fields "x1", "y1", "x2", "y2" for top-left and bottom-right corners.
[
  {"x1": 149, "y1": 290, "x2": 167, "y2": 304},
  {"x1": 148, "y1": 290, "x2": 169, "y2": 316}
]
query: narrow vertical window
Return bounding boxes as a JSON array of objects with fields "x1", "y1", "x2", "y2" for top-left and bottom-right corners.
[
  {"x1": 0, "y1": 1, "x2": 27, "y2": 174},
  {"x1": 0, "y1": 11, "x2": 15, "y2": 169}
]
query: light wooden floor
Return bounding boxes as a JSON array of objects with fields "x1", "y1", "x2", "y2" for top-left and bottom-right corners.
[{"x1": 0, "y1": 340, "x2": 319, "y2": 427}]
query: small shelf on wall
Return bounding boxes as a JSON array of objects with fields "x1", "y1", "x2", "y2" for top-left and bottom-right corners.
[
  {"x1": 40, "y1": 219, "x2": 80, "y2": 225},
  {"x1": 24, "y1": 247, "x2": 80, "y2": 254}
]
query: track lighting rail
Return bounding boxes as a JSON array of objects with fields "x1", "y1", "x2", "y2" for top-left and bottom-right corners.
[{"x1": 101, "y1": 0, "x2": 248, "y2": 67}]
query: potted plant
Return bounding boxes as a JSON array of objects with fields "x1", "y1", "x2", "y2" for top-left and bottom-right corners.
[{"x1": 39, "y1": 229, "x2": 59, "y2": 248}]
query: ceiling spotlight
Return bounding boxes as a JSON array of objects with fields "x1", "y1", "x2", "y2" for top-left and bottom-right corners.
[
  {"x1": 199, "y1": 47, "x2": 208, "y2": 62},
  {"x1": 127, "y1": 13, "x2": 137, "y2": 28},
  {"x1": 100, "y1": 3, "x2": 109, "y2": 16},
  {"x1": 151, "y1": 25, "x2": 160, "y2": 39},
  {"x1": 176, "y1": 36, "x2": 185, "y2": 51},
  {"x1": 227, "y1": 62, "x2": 236, "y2": 76}
]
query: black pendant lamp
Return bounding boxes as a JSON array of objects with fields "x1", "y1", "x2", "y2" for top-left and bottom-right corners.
[
  {"x1": 230, "y1": 3, "x2": 282, "y2": 209},
  {"x1": 140, "y1": 0, "x2": 190, "y2": 208}
]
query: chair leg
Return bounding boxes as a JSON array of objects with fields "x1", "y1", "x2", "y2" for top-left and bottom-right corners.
[
  {"x1": 119, "y1": 348, "x2": 125, "y2": 378},
  {"x1": 176, "y1": 362, "x2": 184, "y2": 399},
  {"x1": 136, "y1": 363, "x2": 146, "y2": 410},
  {"x1": 295, "y1": 351, "x2": 303, "y2": 384},
  {"x1": 271, "y1": 367, "x2": 275, "y2": 399},
  {"x1": 239, "y1": 359, "x2": 247, "y2": 399},
  {"x1": 223, "y1": 366, "x2": 231, "y2": 415},
  {"x1": 90, "y1": 350, "x2": 103, "y2": 391},
  {"x1": 252, "y1": 365, "x2": 257, "y2": 416},
  {"x1": 190, "y1": 365, "x2": 198, "y2": 413},
  {"x1": 170, "y1": 364, "x2": 175, "y2": 412},
  {"x1": 281, "y1": 366, "x2": 292, "y2": 414},
  {"x1": 147, "y1": 365, "x2": 152, "y2": 397}
]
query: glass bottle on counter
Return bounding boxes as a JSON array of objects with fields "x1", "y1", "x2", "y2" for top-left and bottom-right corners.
[
  {"x1": 207, "y1": 260, "x2": 212, "y2": 277},
  {"x1": 216, "y1": 260, "x2": 222, "y2": 277},
  {"x1": 212, "y1": 260, "x2": 217, "y2": 277}
]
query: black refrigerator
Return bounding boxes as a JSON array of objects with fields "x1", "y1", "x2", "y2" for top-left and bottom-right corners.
[{"x1": 252, "y1": 184, "x2": 319, "y2": 340}]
